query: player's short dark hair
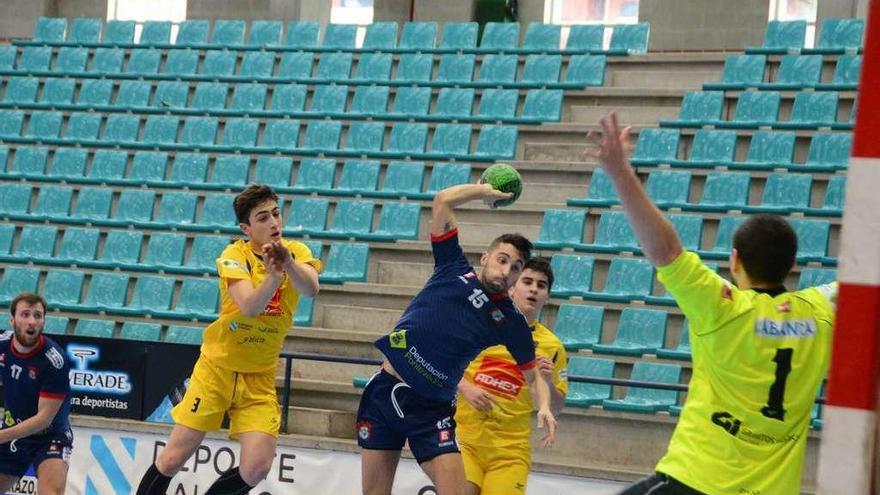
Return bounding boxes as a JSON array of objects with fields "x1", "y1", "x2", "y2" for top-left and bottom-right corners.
[
  {"x1": 9, "y1": 292, "x2": 47, "y2": 316},
  {"x1": 732, "y1": 214, "x2": 797, "y2": 285},
  {"x1": 233, "y1": 184, "x2": 279, "y2": 224},
  {"x1": 524, "y1": 256, "x2": 554, "y2": 290},
  {"x1": 489, "y1": 233, "x2": 532, "y2": 263}
]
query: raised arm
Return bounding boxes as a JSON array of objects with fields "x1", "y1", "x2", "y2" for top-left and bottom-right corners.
[
  {"x1": 430, "y1": 183, "x2": 513, "y2": 237},
  {"x1": 585, "y1": 114, "x2": 683, "y2": 266}
]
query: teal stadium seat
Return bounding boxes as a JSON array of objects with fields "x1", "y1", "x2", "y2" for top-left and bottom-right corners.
[
  {"x1": 271, "y1": 84, "x2": 307, "y2": 113},
  {"x1": 54, "y1": 47, "x2": 88, "y2": 73},
  {"x1": 143, "y1": 233, "x2": 187, "y2": 270},
  {"x1": 521, "y1": 90, "x2": 564, "y2": 122},
  {"x1": 209, "y1": 155, "x2": 249, "y2": 188},
  {"x1": 211, "y1": 20, "x2": 245, "y2": 45},
  {"x1": 34, "y1": 17, "x2": 67, "y2": 43},
  {"x1": 565, "y1": 357, "x2": 614, "y2": 407},
  {"x1": 153, "y1": 81, "x2": 189, "y2": 108},
  {"x1": 522, "y1": 23, "x2": 561, "y2": 54},
  {"x1": 399, "y1": 22, "x2": 437, "y2": 51},
  {"x1": 585, "y1": 211, "x2": 638, "y2": 253},
  {"x1": 670, "y1": 129, "x2": 737, "y2": 168},
  {"x1": 175, "y1": 19, "x2": 210, "y2": 46},
  {"x1": 798, "y1": 268, "x2": 837, "y2": 290},
  {"x1": 436, "y1": 54, "x2": 476, "y2": 84},
  {"x1": 804, "y1": 18, "x2": 864, "y2": 54},
  {"x1": 168, "y1": 278, "x2": 219, "y2": 321},
  {"x1": 659, "y1": 91, "x2": 724, "y2": 128},
  {"x1": 554, "y1": 304, "x2": 603, "y2": 350},
  {"x1": 120, "y1": 322, "x2": 162, "y2": 342},
  {"x1": 320, "y1": 243, "x2": 369, "y2": 283},
  {"x1": 192, "y1": 82, "x2": 228, "y2": 111},
  {"x1": 790, "y1": 219, "x2": 832, "y2": 264},
  {"x1": 376, "y1": 161, "x2": 425, "y2": 199},
  {"x1": 565, "y1": 25, "x2": 604, "y2": 53},
  {"x1": 81, "y1": 272, "x2": 129, "y2": 312},
  {"x1": 568, "y1": 168, "x2": 618, "y2": 207},
  {"x1": 199, "y1": 194, "x2": 236, "y2": 230},
  {"x1": 180, "y1": 117, "x2": 219, "y2": 147},
  {"x1": 65, "y1": 113, "x2": 101, "y2": 142},
  {"x1": 16, "y1": 225, "x2": 57, "y2": 261},
  {"x1": 18, "y1": 47, "x2": 52, "y2": 72},
  {"x1": 110, "y1": 188, "x2": 157, "y2": 227},
  {"x1": 302, "y1": 121, "x2": 342, "y2": 152},
  {"x1": 140, "y1": 21, "x2": 172, "y2": 45},
  {"x1": 309, "y1": 84, "x2": 348, "y2": 115},
  {"x1": 716, "y1": 91, "x2": 781, "y2": 129},
  {"x1": 11, "y1": 146, "x2": 48, "y2": 177},
  {"x1": 286, "y1": 198, "x2": 329, "y2": 236},
  {"x1": 387, "y1": 123, "x2": 428, "y2": 157},
  {"x1": 394, "y1": 54, "x2": 433, "y2": 83},
  {"x1": 593, "y1": 308, "x2": 667, "y2": 356},
  {"x1": 253, "y1": 156, "x2": 293, "y2": 188},
  {"x1": 645, "y1": 170, "x2": 691, "y2": 208},
  {"x1": 817, "y1": 55, "x2": 861, "y2": 90},
  {"x1": 249, "y1": 20, "x2": 282, "y2": 47},
  {"x1": 285, "y1": 21, "x2": 320, "y2": 48},
  {"x1": 262, "y1": 119, "x2": 301, "y2": 150},
  {"x1": 368, "y1": 202, "x2": 421, "y2": 241},
  {"x1": 56, "y1": 227, "x2": 99, "y2": 264},
  {"x1": 74, "y1": 319, "x2": 115, "y2": 339},
  {"x1": 49, "y1": 148, "x2": 88, "y2": 180},
  {"x1": 100, "y1": 231, "x2": 143, "y2": 269},
  {"x1": 478, "y1": 22, "x2": 519, "y2": 52},
  {"x1": 163, "y1": 49, "x2": 199, "y2": 76},
  {"x1": 519, "y1": 54, "x2": 562, "y2": 87},
  {"x1": 278, "y1": 52, "x2": 314, "y2": 80},
  {"x1": 439, "y1": 22, "x2": 479, "y2": 52},
  {"x1": 90, "y1": 48, "x2": 125, "y2": 74},
  {"x1": 703, "y1": 55, "x2": 767, "y2": 90},
  {"x1": 295, "y1": 296, "x2": 315, "y2": 326},
  {"x1": 322, "y1": 24, "x2": 358, "y2": 50},
  {"x1": 344, "y1": 122, "x2": 385, "y2": 154},
  {"x1": 391, "y1": 86, "x2": 431, "y2": 118},
  {"x1": 630, "y1": 129, "x2": 680, "y2": 166},
  {"x1": 476, "y1": 89, "x2": 518, "y2": 121},
  {"x1": 728, "y1": 131, "x2": 795, "y2": 170},
  {"x1": 745, "y1": 173, "x2": 812, "y2": 213},
  {"x1": 424, "y1": 163, "x2": 471, "y2": 197},
  {"x1": 4, "y1": 77, "x2": 39, "y2": 104},
  {"x1": 0, "y1": 267, "x2": 39, "y2": 304},
  {"x1": 142, "y1": 115, "x2": 180, "y2": 145},
  {"x1": 0, "y1": 47, "x2": 16, "y2": 71},
  {"x1": 656, "y1": 321, "x2": 692, "y2": 361},
  {"x1": 351, "y1": 86, "x2": 390, "y2": 117},
  {"x1": 756, "y1": 55, "x2": 823, "y2": 90},
  {"x1": 685, "y1": 172, "x2": 750, "y2": 212},
  {"x1": 476, "y1": 54, "x2": 517, "y2": 86},
  {"x1": 585, "y1": 257, "x2": 654, "y2": 302},
  {"x1": 325, "y1": 200, "x2": 374, "y2": 239},
  {"x1": 746, "y1": 20, "x2": 806, "y2": 54},
  {"x1": 775, "y1": 92, "x2": 839, "y2": 130},
  {"x1": 43, "y1": 316, "x2": 69, "y2": 335},
  {"x1": 32, "y1": 185, "x2": 72, "y2": 220},
  {"x1": 608, "y1": 23, "x2": 650, "y2": 54},
  {"x1": 129, "y1": 151, "x2": 168, "y2": 184},
  {"x1": 185, "y1": 235, "x2": 231, "y2": 274},
  {"x1": 363, "y1": 22, "x2": 398, "y2": 51},
  {"x1": 534, "y1": 209, "x2": 586, "y2": 250},
  {"x1": 27, "y1": 111, "x2": 63, "y2": 140},
  {"x1": 336, "y1": 160, "x2": 380, "y2": 196},
  {"x1": 221, "y1": 119, "x2": 259, "y2": 149},
  {"x1": 116, "y1": 80, "x2": 152, "y2": 108},
  {"x1": 430, "y1": 124, "x2": 472, "y2": 158},
  {"x1": 805, "y1": 175, "x2": 845, "y2": 217},
  {"x1": 104, "y1": 20, "x2": 135, "y2": 45},
  {"x1": 474, "y1": 125, "x2": 517, "y2": 160},
  {"x1": 73, "y1": 188, "x2": 112, "y2": 222},
  {"x1": 549, "y1": 254, "x2": 594, "y2": 298},
  {"x1": 0, "y1": 183, "x2": 31, "y2": 217},
  {"x1": 602, "y1": 362, "x2": 681, "y2": 413},
  {"x1": 293, "y1": 158, "x2": 336, "y2": 194},
  {"x1": 355, "y1": 53, "x2": 393, "y2": 82},
  {"x1": 165, "y1": 325, "x2": 204, "y2": 345},
  {"x1": 238, "y1": 51, "x2": 274, "y2": 81},
  {"x1": 152, "y1": 192, "x2": 197, "y2": 228},
  {"x1": 201, "y1": 50, "x2": 237, "y2": 78},
  {"x1": 0, "y1": 111, "x2": 24, "y2": 137},
  {"x1": 124, "y1": 275, "x2": 175, "y2": 315},
  {"x1": 0, "y1": 224, "x2": 13, "y2": 255},
  {"x1": 125, "y1": 49, "x2": 161, "y2": 75}
]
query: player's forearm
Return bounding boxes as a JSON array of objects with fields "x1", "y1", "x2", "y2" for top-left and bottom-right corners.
[
  {"x1": 284, "y1": 261, "x2": 319, "y2": 297},
  {"x1": 237, "y1": 275, "x2": 283, "y2": 317},
  {"x1": 0, "y1": 410, "x2": 55, "y2": 443},
  {"x1": 434, "y1": 184, "x2": 496, "y2": 210},
  {"x1": 528, "y1": 368, "x2": 553, "y2": 413},
  {"x1": 549, "y1": 386, "x2": 565, "y2": 416},
  {"x1": 607, "y1": 167, "x2": 683, "y2": 266}
]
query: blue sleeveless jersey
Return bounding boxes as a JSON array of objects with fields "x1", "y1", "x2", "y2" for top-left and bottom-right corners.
[{"x1": 375, "y1": 230, "x2": 537, "y2": 401}]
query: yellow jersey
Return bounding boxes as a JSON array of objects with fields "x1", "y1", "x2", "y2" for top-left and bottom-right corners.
[
  {"x1": 655, "y1": 251, "x2": 836, "y2": 495},
  {"x1": 200, "y1": 239, "x2": 322, "y2": 373},
  {"x1": 456, "y1": 322, "x2": 568, "y2": 448}
]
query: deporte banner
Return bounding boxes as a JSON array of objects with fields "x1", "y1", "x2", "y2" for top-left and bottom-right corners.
[{"x1": 12, "y1": 426, "x2": 621, "y2": 495}]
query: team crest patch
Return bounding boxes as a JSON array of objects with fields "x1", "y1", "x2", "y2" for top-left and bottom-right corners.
[
  {"x1": 389, "y1": 330, "x2": 407, "y2": 349},
  {"x1": 28, "y1": 366, "x2": 38, "y2": 380},
  {"x1": 721, "y1": 284, "x2": 733, "y2": 300},
  {"x1": 776, "y1": 301, "x2": 792, "y2": 313},
  {"x1": 438, "y1": 429, "x2": 454, "y2": 447},
  {"x1": 490, "y1": 309, "x2": 505, "y2": 324},
  {"x1": 356, "y1": 421, "x2": 371, "y2": 441},
  {"x1": 229, "y1": 322, "x2": 239, "y2": 332}
]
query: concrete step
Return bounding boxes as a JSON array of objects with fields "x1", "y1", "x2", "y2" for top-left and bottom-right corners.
[
  {"x1": 607, "y1": 69, "x2": 721, "y2": 90},
  {"x1": 569, "y1": 104, "x2": 680, "y2": 125}
]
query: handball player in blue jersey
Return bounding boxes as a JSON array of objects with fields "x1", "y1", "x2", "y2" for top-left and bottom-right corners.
[
  {"x1": 0, "y1": 293, "x2": 72, "y2": 495},
  {"x1": 357, "y1": 183, "x2": 558, "y2": 495}
]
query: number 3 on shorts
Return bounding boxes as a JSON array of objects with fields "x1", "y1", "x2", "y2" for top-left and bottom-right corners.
[{"x1": 191, "y1": 397, "x2": 201, "y2": 413}]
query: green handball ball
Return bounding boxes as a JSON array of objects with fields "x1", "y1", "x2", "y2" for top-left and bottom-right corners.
[{"x1": 480, "y1": 163, "x2": 522, "y2": 208}]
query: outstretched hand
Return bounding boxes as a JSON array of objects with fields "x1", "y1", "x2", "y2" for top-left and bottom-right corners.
[
  {"x1": 477, "y1": 181, "x2": 514, "y2": 209},
  {"x1": 536, "y1": 408, "x2": 557, "y2": 447},
  {"x1": 584, "y1": 112, "x2": 634, "y2": 176},
  {"x1": 262, "y1": 241, "x2": 291, "y2": 276}
]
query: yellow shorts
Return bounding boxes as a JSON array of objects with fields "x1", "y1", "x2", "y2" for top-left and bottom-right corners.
[
  {"x1": 460, "y1": 440, "x2": 530, "y2": 495},
  {"x1": 171, "y1": 356, "x2": 280, "y2": 439}
]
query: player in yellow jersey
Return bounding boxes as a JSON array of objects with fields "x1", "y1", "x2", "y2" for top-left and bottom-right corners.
[
  {"x1": 456, "y1": 257, "x2": 568, "y2": 495},
  {"x1": 135, "y1": 184, "x2": 322, "y2": 495},
  {"x1": 586, "y1": 114, "x2": 836, "y2": 495}
]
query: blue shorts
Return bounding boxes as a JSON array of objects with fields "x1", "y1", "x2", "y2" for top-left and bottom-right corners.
[
  {"x1": 0, "y1": 433, "x2": 72, "y2": 477},
  {"x1": 356, "y1": 369, "x2": 460, "y2": 464}
]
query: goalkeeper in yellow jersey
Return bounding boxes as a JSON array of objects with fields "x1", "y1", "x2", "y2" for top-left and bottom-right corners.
[
  {"x1": 587, "y1": 114, "x2": 836, "y2": 495},
  {"x1": 456, "y1": 256, "x2": 568, "y2": 495},
  {"x1": 135, "y1": 184, "x2": 322, "y2": 495}
]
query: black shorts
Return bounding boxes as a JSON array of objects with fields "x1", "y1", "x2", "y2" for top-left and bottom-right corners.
[
  {"x1": 620, "y1": 473, "x2": 706, "y2": 495},
  {"x1": 355, "y1": 369, "x2": 459, "y2": 464}
]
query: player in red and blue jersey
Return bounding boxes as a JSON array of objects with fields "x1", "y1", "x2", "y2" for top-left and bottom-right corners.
[
  {"x1": 357, "y1": 183, "x2": 558, "y2": 495},
  {"x1": 0, "y1": 293, "x2": 72, "y2": 495}
]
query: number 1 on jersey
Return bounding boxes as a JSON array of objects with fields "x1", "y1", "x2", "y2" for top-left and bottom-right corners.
[{"x1": 761, "y1": 348, "x2": 793, "y2": 421}]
